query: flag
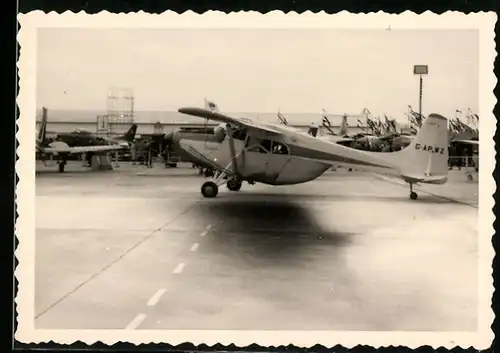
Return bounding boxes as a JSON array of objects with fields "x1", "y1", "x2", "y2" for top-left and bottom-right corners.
[
  {"x1": 322, "y1": 116, "x2": 333, "y2": 128},
  {"x1": 204, "y1": 97, "x2": 219, "y2": 112},
  {"x1": 357, "y1": 119, "x2": 367, "y2": 132}
]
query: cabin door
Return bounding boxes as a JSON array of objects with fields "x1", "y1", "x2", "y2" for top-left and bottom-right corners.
[
  {"x1": 240, "y1": 135, "x2": 271, "y2": 179},
  {"x1": 241, "y1": 136, "x2": 290, "y2": 183}
]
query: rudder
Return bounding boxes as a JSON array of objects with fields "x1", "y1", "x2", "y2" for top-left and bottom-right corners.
[
  {"x1": 388, "y1": 114, "x2": 449, "y2": 179},
  {"x1": 123, "y1": 124, "x2": 138, "y2": 142}
]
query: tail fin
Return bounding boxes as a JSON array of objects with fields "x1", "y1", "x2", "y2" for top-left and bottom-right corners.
[
  {"x1": 308, "y1": 124, "x2": 318, "y2": 137},
  {"x1": 37, "y1": 107, "x2": 48, "y2": 146},
  {"x1": 339, "y1": 115, "x2": 348, "y2": 136},
  {"x1": 385, "y1": 113, "x2": 449, "y2": 182},
  {"x1": 118, "y1": 124, "x2": 138, "y2": 142}
]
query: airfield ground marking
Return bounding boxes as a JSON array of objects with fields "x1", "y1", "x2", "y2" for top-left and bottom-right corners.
[
  {"x1": 125, "y1": 313, "x2": 147, "y2": 330},
  {"x1": 201, "y1": 224, "x2": 212, "y2": 237},
  {"x1": 35, "y1": 202, "x2": 199, "y2": 320},
  {"x1": 147, "y1": 288, "x2": 167, "y2": 307},
  {"x1": 173, "y1": 262, "x2": 186, "y2": 274},
  {"x1": 190, "y1": 243, "x2": 199, "y2": 252}
]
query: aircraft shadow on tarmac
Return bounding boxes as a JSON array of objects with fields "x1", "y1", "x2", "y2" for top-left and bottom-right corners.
[{"x1": 193, "y1": 198, "x2": 355, "y2": 263}]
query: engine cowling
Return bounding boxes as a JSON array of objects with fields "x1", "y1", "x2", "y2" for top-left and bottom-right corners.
[{"x1": 213, "y1": 123, "x2": 227, "y2": 143}]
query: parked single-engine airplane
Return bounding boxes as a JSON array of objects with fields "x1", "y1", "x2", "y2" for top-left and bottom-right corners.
[
  {"x1": 36, "y1": 108, "x2": 128, "y2": 172},
  {"x1": 56, "y1": 124, "x2": 137, "y2": 149},
  {"x1": 176, "y1": 107, "x2": 449, "y2": 200}
]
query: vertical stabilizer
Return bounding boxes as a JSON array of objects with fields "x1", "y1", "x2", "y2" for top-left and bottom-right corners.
[
  {"x1": 383, "y1": 113, "x2": 449, "y2": 180},
  {"x1": 37, "y1": 107, "x2": 48, "y2": 147},
  {"x1": 118, "y1": 124, "x2": 138, "y2": 142},
  {"x1": 339, "y1": 115, "x2": 348, "y2": 136}
]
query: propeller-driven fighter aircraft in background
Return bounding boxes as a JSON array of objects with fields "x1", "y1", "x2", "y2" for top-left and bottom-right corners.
[
  {"x1": 36, "y1": 107, "x2": 133, "y2": 172},
  {"x1": 55, "y1": 124, "x2": 137, "y2": 149},
  {"x1": 175, "y1": 107, "x2": 450, "y2": 200}
]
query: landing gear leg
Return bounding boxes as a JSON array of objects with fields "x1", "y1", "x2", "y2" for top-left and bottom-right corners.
[
  {"x1": 200, "y1": 169, "x2": 228, "y2": 198},
  {"x1": 58, "y1": 159, "x2": 66, "y2": 173},
  {"x1": 409, "y1": 183, "x2": 418, "y2": 200},
  {"x1": 200, "y1": 124, "x2": 244, "y2": 198}
]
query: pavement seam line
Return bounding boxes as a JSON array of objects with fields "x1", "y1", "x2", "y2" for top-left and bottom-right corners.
[{"x1": 34, "y1": 202, "x2": 199, "y2": 320}]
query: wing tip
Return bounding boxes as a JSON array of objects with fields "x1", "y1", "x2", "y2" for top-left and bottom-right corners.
[{"x1": 178, "y1": 107, "x2": 211, "y2": 115}]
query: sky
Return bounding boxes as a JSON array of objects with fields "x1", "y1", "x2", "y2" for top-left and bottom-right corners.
[{"x1": 36, "y1": 28, "x2": 478, "y2": 123}]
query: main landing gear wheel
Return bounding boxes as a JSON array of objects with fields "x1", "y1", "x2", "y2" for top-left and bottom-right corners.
[
  {"x1": 227, "y1": 179, "x2": 242, "y2": 191},
  {"x1": 201, "y1": 181, "x2": 219, "y2": 198},
  {"x1": 409, "y1": 183, "x2": 418, "y2": 200}
]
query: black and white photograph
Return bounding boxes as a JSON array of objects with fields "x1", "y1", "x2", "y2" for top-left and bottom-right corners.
[{"x1": 15, "y1": 11, "x2": 495, "y2": 349}]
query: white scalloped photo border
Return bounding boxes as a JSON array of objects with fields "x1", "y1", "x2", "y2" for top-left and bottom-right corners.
[{"x1": 15, "y1": 10, "x2": 497, "y2": 349}]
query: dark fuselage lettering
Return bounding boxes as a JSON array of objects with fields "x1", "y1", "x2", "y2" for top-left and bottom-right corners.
[{"x1": 414, "y1": 143, "x2": 445, "y2": 154}]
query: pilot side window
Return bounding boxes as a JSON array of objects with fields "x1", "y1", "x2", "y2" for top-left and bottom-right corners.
[
  {"x1": 260, "y1": 139, "x2": 272, "y2": 152},
  {"x1": 271, "y1": 141, "x2": 289, "y2": 155}
]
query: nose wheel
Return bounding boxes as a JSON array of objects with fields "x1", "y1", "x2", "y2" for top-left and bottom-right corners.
[{"x1": 201, "y1": 181, "x2": 219, "y2": 198}]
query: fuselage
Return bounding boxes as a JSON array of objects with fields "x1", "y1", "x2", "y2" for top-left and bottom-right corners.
[
  {"x1": 177, "y1": 124, "x2": 406, "y2": 186},
  {"x1": 56, "y1": 132, "x2": 129, "y2": 149}
]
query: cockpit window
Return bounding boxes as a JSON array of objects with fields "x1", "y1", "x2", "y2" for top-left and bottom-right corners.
[
  {"x1": 259, "y1": 139, "x2": 272, "y2": 151},
  {"x1": 246, "y1": 137, "x2": 271, "y2": 153},
  {"x1": 246, "y1": 138, "x2": 289, "y2": 155},
  {"x1": 271, "y1": 141, "x2": 289, "y2": 155},
  {"x1": 247, "y1": 145, "x2": 268, "y2": 153}
]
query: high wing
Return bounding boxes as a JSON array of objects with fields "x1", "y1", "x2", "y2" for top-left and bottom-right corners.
[{"x1": 178, "y1": 107, "x2": 282, "y2": 136}]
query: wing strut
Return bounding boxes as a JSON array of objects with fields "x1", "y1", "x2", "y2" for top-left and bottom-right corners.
[{"x1": 225, "y1": 124, "x2": 241, "y2": 178}]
